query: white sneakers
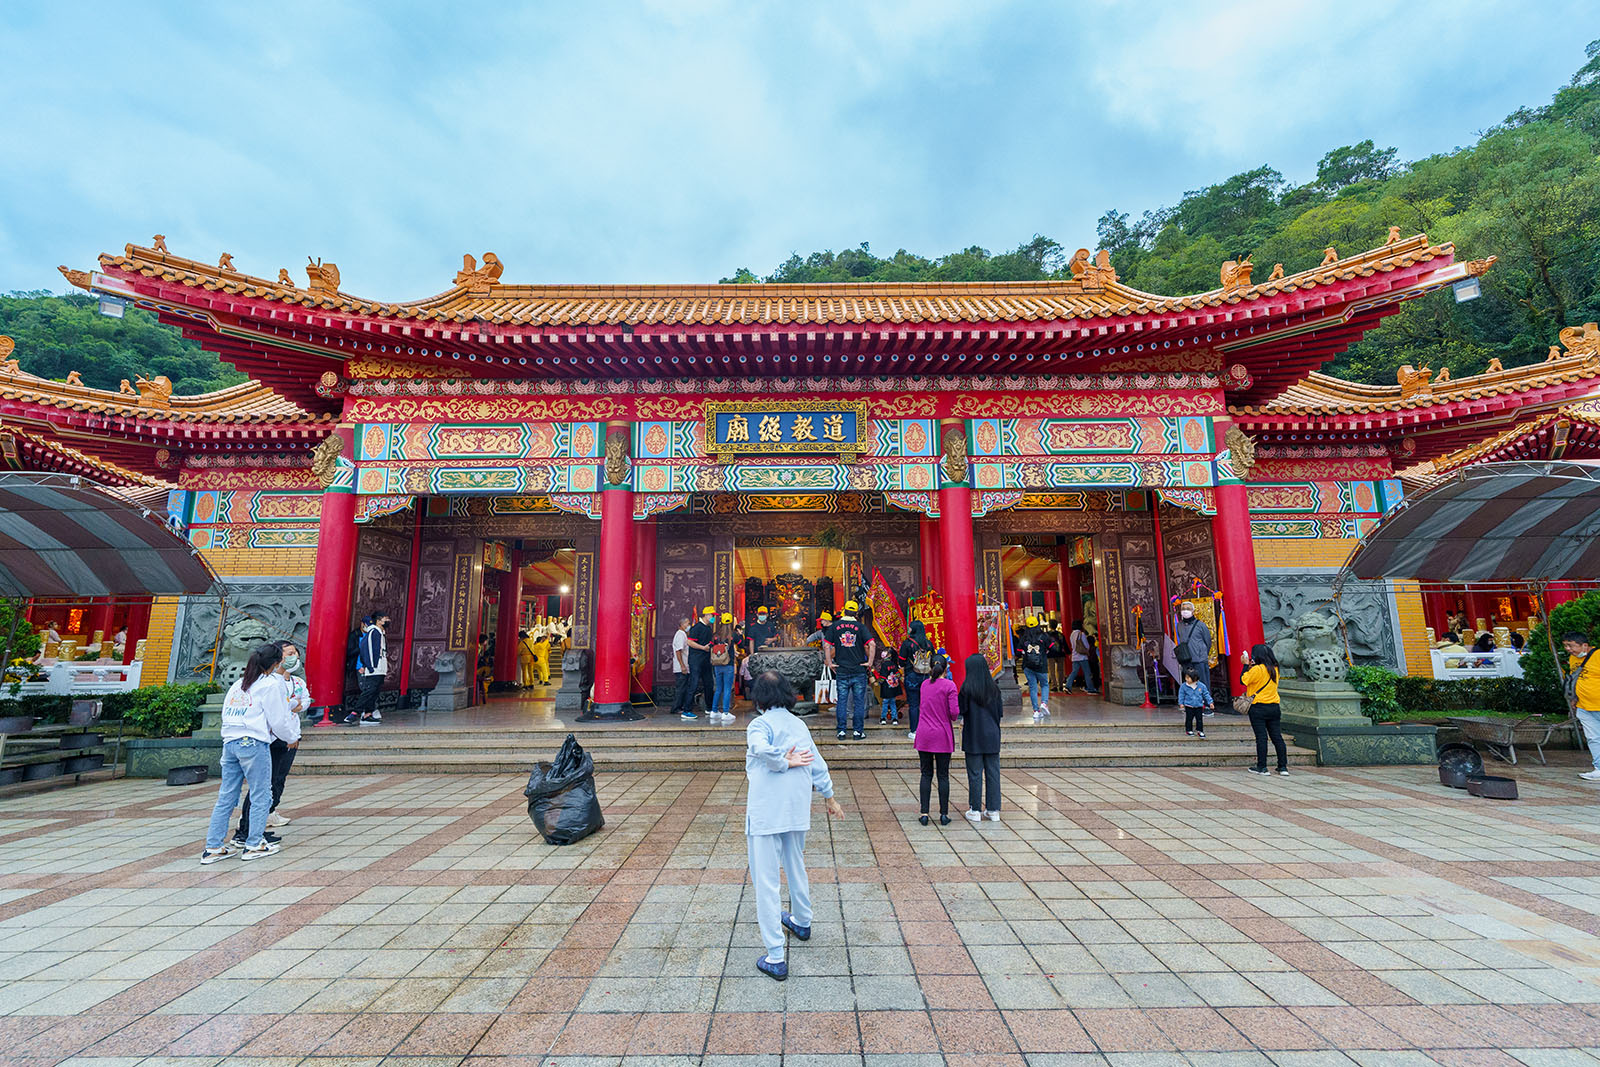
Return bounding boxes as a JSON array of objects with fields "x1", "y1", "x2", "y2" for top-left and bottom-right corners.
[
  {"x1": 1580, "y1": 769, "x2": 1600, "y2": 781},
  {"x1": 265, "y1": 811, "x2": 289, "y2": 828},
  {"x1": 240, "y1": 840, "x2": 281, "y2": 860},
  {"x1": 985, "y1": 811, "x2": 1001, "y2": 822},
  {"x1": 199, "y1": 843, "x2": 238, "y2": 865},
  {"x1": 964, "y1": 810, "x2": 983, "y2": 823}
]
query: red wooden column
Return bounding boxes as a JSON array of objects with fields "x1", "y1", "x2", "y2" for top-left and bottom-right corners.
[
  {"x1": 592, "y1": 424, "x2": 635, "y2": 715},
  {"x1": 85, "y1": 599, "x2": 115, "y2": 651},
  {"x1": 937, "y1": 419, "x2": 978, "y2": 684},
  {"x1": 1213, "y1": 482, "x2": 1264, "y2": 685},
  {"x1": 122, "y1": 599, "x2": 151, "y2": 666},
  {"x1": 919, "y1": 515, "x2": 943, "y2": 594},
  {"x1": 632, "y1": 518, "x2": 658, "y2": 696},
  {"x1": 494, "y1": 552, "x2": 523, "y2": 683},
  {"x1": 1544, "y1": 582, "x2": 1578, "y2": 612},
  {"x1": 306, "y1": 434, "x2": 358, "y2": 713},
  {"x1": 1058, "y1": 543, "x2": 1080, "y2": 624}
]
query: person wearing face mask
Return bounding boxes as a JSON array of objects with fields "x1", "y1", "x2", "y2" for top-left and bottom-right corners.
[
  {"x1": 344, "y1": 612, "x2": 389, "y2": 725},
  {"x1": 235, "y1": 640, "x2": 306, "y2": 845},
  {"x1": 1173, "y1": 601, "x2": 1212, "y2": 693},
  {"x1": 745, "y1": 606, "x2": 777, "y2": 654}
]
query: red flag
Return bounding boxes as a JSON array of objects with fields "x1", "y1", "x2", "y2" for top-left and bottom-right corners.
[{"x1": 869, "y1": 567, "x2": 908, "y2": 652}]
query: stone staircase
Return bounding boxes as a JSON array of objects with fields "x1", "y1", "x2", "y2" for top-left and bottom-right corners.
[{"x1": 292, "y1": 715, "x2": 1318, "y2": 775}]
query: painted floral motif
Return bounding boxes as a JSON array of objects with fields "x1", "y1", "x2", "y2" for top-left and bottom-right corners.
[
  {"x1": 362, "y1": 425, "x2": 386, "y2": 458},
  {"x1": 644, "y1": 424, "x2": 669, "y2": 456},
  {"x1": 572, "y1": 424, "x2": 596, "y2": 457},
  {"x1": 975, "y1": 421, "x2": 999, "y2": 455},
  {"x1": 903, "y1": 422, "x2": 928, "y2": 454},
  {"x1": 641, "y1": 466, "x2": 668, "y2": 491}
]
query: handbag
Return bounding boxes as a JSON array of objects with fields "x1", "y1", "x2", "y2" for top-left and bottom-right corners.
[
  {"x1": 1233, "y1": 670, "x2": 1269, "y2": 714},
  {"x1": 814, "y1": 664, "x2": 837, "y2": 705}
]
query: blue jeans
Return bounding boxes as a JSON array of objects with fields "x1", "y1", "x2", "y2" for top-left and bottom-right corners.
[
  {"x1": 207, "y1": 737, "x2": 272, "y2": 849},
  {"x1": 880, "y1": 695, "x2": 898, "y2": 722},
  {"x1": 713, "y1": 664, "x2": 735, "y2": 715},
  {"x1": 1065, "y1": 659, "x2": 1096, "y2": 692},
  {"x1": 906, "y1": 681, "x2": 923, "y2": 733},
  {"x1": 835, "y1": 674, "x2": 867, "y2": 733},
  {"x1": 1023, "y1": 667, "x2": 1049, "y2": 712}
]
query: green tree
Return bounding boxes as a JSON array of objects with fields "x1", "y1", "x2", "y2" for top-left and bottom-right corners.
[{"x1": 0, "y1": 292, "x2": 246, "y2": 395}]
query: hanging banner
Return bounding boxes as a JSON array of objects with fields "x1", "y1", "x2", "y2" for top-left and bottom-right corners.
[
  {"x1": 908, "y1": 588, "x2": 947, "y2": 656},
  {"x1": 869, "y1": 567, "x2": 908, "y2": 653}
]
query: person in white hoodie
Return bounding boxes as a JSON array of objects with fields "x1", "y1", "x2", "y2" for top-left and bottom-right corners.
[{"x1": 201, "y1": 642, "x2": 301, "y2": 863}]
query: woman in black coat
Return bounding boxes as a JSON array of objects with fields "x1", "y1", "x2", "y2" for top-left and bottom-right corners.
[{"x1": 958, "y1": 653, "x2": 1005, "y2": 823}]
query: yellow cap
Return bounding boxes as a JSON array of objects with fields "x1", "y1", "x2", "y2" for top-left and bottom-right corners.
[
  {"x1": 720, "y1": 612, "x2": 734, "y2": 623},
  {"x1": 1025, "y1": 615, "x2": 1038, "y2": 627},
  {"x1": 844, "y1": 599, "x2": 859, "y2": 612},
  {"x1": 702, "y1": 606, "x2": 716, "y2": 615},
  {"x1": 819, "y1": 612, "x2": 833, "y2": 623}
]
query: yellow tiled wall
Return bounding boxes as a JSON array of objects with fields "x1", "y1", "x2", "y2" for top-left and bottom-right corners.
[
  {"x1": 1252, "y1": 537, "x2": 1359, "y2": 569},
  {"x1": 1392, "y1": 580, "x2": 1431, "y2": 677},
  {"x1": 140, "y1": 596, "x2": 181, "y2": 687},
  {"x1": 196, "y1": 543, "x2": 318, "y2": 579}
]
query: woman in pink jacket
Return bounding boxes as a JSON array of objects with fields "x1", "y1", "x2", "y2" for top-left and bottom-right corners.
[{"x1": 912, "y1": 654, "x2": 960, "y2": 826}]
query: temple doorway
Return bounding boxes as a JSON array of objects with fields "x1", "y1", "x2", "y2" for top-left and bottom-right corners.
[{"x1": 736, "y1": 543, "x2": 850, "y2": 645}]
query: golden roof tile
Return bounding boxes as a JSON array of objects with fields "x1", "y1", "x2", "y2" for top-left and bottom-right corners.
[
  {"x1": 81, "y1": 234, "x2": 1460, "y2": 329},
  {"x1": 0, "y1": 363, "x2": 329, "y2": 425},
  {"x1": 1233, "y1": 350, "x2": 1600, "y2": 417}
]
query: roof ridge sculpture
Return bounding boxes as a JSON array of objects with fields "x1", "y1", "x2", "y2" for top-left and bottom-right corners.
[{"x1": 70, "y1": 231, "x2": 1471, "y2": 328}]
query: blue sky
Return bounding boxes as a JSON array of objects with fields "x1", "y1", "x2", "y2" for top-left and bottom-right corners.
[{"x1": 0, "y1": 1, "x2": 1590, "y2": 297}]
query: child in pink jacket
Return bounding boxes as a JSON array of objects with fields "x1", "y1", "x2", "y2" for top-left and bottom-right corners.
[{"x1": 912, "y1": 654, "x2": 960, "y2": 825}]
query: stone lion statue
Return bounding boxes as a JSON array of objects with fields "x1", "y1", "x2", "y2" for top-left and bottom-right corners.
[{"x1": 1270, "y1": 611, "x2": 1346, "y2": 682}]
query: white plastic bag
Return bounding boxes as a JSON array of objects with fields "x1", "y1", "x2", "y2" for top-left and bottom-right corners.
[{"x1": 813, "y1": 664, "x2": 837, "y2": 705}]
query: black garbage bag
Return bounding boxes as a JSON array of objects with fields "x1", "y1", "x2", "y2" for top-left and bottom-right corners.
[{"x1": 524, "y1": 733, "x2": 604, "y2": 845}]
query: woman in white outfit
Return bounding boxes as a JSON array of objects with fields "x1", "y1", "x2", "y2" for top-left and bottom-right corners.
[
  {"x1": 200, "y1": 643, "x2": 301, "y2": 864},
  {"x1": 744, "y1": 670, "x2": 844, "y2": 980}
]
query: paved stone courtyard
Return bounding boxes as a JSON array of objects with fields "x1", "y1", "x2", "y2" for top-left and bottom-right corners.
[{"x1": 3, "y1": 762, "x2": 1600, "y2": 1067}]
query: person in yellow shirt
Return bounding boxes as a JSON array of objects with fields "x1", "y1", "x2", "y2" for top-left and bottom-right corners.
[
  {"x1": 1240, "y1": 643, "x2": 1287, "y2": 777},
  {"x1": 1561, "y1": 632, "x2": 1600, "y2": 782},
  {"x1": 531, "y1": 628, "x2": 551, "y2": 686},
  {"x1": 517, "y1": 630, "x2": 538, "y2": 688}
]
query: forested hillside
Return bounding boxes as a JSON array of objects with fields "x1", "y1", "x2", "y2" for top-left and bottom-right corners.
[
  {"x1": 5, "y1": 44, "x2": 1597, "y2": 391},
  {"x1": 725, "y1": 42, "x2": 1600, "y2": 384},
  {"x1": 0, "y1": 291, "x2": 245, "y2": 395}
]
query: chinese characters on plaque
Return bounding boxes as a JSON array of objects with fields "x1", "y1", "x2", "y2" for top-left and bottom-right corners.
[{"x1": 705, "y1": 401, "x2": 868, "y2": 461}]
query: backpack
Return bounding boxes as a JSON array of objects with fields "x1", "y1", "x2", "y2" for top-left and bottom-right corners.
[
  {"x1": 711, "y1": 640, "x2": 731, "y2": 666},
  {"x1": 911, "y1": 645, "x2": 933, "y2": 676},
  {"x1": 1566, "y1": 648, "x2": 1597, "y2": 707}
]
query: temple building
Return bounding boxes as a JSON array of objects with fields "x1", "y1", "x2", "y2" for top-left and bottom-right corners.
[{"x1": 12, "y1": 231, "x2": 1591, "y2": 712}]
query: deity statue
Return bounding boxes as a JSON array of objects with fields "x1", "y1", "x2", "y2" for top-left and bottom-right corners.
[{"x1": 940, "y1": 426, "x2": 967, "y2": 484}]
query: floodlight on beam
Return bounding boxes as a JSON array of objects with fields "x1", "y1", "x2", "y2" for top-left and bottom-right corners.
[
  {"x1": 97, "y1": 294, "x2": 128, "y2": 318},
  {"x1": 1452, "y1": 277, "x2": 1481, "y2": 303}
]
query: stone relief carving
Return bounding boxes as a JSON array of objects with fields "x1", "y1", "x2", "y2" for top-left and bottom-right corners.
[
  {"x1": 172, "y1": 580, "x2": 312, "y2": 685},
  {"x1": 1259, "y1": 574, "x2": 1398, "y2": 669}
]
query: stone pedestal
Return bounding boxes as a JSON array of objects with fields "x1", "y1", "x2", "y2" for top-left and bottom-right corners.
[
  {"x1": 553, "y1": 649, "x2": 587, "y2": 713},
  {"x1": 426, "y1": 652, "x2": 472, "y2": 712},
  {"x1": 1279, "y1": 679, "x2": 1370, "y2": 731},
  {"x1": 998, "y1": 662, "x2": 1025, "y2": 715},
  {"x1": 1104, "y1": 647, "x2": 1146, "y2": 706},
  {"x1": 1279, "y1": 678, "x2": 1437, "y2": 765}
]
